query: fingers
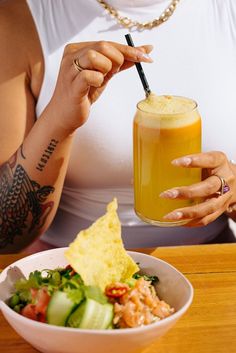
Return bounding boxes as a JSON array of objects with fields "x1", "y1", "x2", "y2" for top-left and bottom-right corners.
[
  {"x1": 65, "y1": 41, "x2": 153, "y2": 78},
  {"x1": 118, "y1": 45, "x2": 154, "y2": 72},
  {"x1": 85, "y1": 42, "x2": 125, "y2": 74},
  {"x1": 63, "y1": 40, "x2": 153, "y2": 102},
  {"x1": 184, "y1": 208, "x2": 226, "y2": 227},
  {"x1": 163, "y1": 192, "x2": 230, "y2": 224},
  {"x1": 161, "y1": 150, "x2": 234, "y2": 201},
  {"x1": 64, "y1": 41, "x2": 153, "y2": 62},
  {"x1": 54, "y1": 40, "x2": 153, "y2": 129},
  {"x1": 172, "y1": 151, "x2": 227, "y2": 169},
  {"x1": 107, "y1": 41, "x2": 153, "y2": 63},
  {"x1": 137, "y1": 45, "x2": 154, "y2": 55},
  {"x1": 160, "y1": 175, "x2": 224, "y2": 200},
  {"x1": 72, "y1": 70, "x2": 105, "y2": 97},
  {"x1": 159, "y1": 151, "x2": 236, "y2": 227},
  {"x1": 79, "y1": 49, "x2": 113, "y2": 75},
  {"x1": 83, "y1": 42, "x2": 153, "y2": 74}
]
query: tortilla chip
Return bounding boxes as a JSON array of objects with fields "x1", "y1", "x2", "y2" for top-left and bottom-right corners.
[{"x1": 64, "y1": 198, "x2": 139, "y2": 290}]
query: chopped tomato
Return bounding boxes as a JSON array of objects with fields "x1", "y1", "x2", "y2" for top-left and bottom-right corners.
[
  {"x1": 30, "y1": 288, "x2": 38, "y2": 300},
  {"x1": 37, "y1": 312, "x2": 47, "y2": 323},
  {"x1": 22, "y1": 287, "x2": 51, "y2": 323},
  {"x1": 21, "y1": 304, "x2": 38, "y2": 321},
  {"x1": 35, "y1": 287, "x2": 51, "y2": 315}
]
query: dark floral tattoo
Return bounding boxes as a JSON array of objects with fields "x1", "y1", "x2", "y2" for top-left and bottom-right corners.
[
  {"x1": 36, "y1": 139, "x2": 59, "y2": 172},
  {"x1": 0, "y1": 160, "x2": 55, "y2": 250}
]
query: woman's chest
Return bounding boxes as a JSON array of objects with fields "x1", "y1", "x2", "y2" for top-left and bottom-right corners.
[{"x1": 36, "y1": 0, "x2": 236, "y2": 187}]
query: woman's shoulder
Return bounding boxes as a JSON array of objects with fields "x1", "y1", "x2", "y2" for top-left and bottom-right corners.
[
  {"x1": 0, "y1": 0, "x2": 39, "y2": 61},
  {"x1": 0, "y1": 0, "x2": 44, "y2": 98}
]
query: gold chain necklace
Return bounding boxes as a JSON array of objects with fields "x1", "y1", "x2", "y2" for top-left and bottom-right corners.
[{"x1": 96, "y1": 0, "x2": 180, "y2": 30}]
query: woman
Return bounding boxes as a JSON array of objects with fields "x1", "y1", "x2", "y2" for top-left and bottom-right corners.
[{"x1": 0, "y1": 0, "x2": 236, "y2": 253}]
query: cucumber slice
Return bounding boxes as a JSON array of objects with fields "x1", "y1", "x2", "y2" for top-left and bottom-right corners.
[
  {"x1": 67, "y1": 298, "x2": 113, "y2": 329},
  {"x1": 46, "y1": 291, "x2": 77, "y2": 326},
  {"x1": 66, "y1": 301, "x2": 86, "y2": 328},
  {"x1": 84, "y1": 285, "x2": 108, "y2": 304}
]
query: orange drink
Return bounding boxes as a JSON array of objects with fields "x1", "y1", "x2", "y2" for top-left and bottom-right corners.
[{"x1": 133, "y1": 94, "x2": 202, "y2": 226}]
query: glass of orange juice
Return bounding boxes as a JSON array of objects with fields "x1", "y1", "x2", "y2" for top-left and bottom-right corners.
[{"x1": 133, "y1": 94, "x2": 202, "y2": 226}]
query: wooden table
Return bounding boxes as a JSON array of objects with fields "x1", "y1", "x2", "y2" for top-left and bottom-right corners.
[{"x1": 1, "y1": 244, "x2": 236, "y2": 353}]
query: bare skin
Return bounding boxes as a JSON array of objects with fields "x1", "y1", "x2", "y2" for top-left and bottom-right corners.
[
  {"x1": 0, "y1": 0, "x2": 235, "y2": 253},
  {"x1": 0, "y1": 0, "x2": 153, "y2": 253}
]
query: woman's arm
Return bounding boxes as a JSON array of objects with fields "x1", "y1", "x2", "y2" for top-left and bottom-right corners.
[
  {"x1": 0, "y1": 0, "x2": 153, "y2": 253},
  {"x1": 0, "y1": 0, "x2": 75, "y2": 253}
]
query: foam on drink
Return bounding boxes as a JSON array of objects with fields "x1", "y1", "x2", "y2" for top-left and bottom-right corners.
[{"x1": 136, "y1": 94, "x2": 199, "y2": 129}]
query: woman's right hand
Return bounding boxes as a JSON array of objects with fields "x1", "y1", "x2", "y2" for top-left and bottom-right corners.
[{"x1": 47, "y1": 41, "x2": 153, "y2": 135}]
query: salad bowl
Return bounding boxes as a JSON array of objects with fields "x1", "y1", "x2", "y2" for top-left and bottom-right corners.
[{"x1": 0, "y1": 248, "x2": 193, "y2": 353}]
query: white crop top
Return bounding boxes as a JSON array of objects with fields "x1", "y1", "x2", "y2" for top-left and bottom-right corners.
[{"x1": 26, "y1": 0, "x2": 236, "y2": 247}]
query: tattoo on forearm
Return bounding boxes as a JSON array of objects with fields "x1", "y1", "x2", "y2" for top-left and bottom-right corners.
[
  {"x1": 36, "y1": 139, "x2": 59, "y2": 172},
  {"x1": 0, "y1": 160, "x2": 55, "y2": 250}
]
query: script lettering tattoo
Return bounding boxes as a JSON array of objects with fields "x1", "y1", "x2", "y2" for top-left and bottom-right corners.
[
  {"x1": 36, "y1": 139, "x2": 59, "y2": 172},
  {"x1": 0, "y1": 161, "x2": 55, "y2": 249}
]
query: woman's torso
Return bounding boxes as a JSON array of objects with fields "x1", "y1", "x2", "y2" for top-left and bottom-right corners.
[{"x1": 26, "y1": 0, "x2": 236, "y2": 247}]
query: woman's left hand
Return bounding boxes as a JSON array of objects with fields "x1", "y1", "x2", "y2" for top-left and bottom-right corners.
[{"x1": 160, "y1": 151, "x2": 236, "y2": 227}]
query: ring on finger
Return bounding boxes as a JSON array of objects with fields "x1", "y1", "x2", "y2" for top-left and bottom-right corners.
[
  {"x1": 214, "y1": 175, "x2": 230, "y2": 196},
  {"x1": 73, "y1": 58, "x2": 84, "y2": 72}
]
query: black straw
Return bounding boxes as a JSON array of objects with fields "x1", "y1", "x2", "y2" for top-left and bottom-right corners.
[{"x1": 125, "y1": 34, "x2": 151, "y2": 97}]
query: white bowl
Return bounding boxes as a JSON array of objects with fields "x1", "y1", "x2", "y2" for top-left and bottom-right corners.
[{"x1": 0, "y1": 248, "x2": 193, "y2": 353}]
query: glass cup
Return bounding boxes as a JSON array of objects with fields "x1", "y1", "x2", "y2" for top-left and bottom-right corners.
[{"x1": 133, "y1": 95, "x2": 202, "y2": 227}]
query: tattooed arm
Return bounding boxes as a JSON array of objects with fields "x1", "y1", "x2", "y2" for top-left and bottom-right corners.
[
  {"x1": 0, "y1": 159, "x2": 55, "y2": 250},
  {"x1": 0, "y1": 1, "x2": 152, "y2": 253},
  {"x1": 0, "y1": 130, "x2": 74, "y2": 253},
  {"x1": 0, "y1": 1, "x2": 74, "y2": 253}
]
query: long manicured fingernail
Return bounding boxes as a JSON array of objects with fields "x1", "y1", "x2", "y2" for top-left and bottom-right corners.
[
  {"x1": 164, "y1": 211, "x2": 183, "y2": 220},
  {"x1": 145, "y1": 45, "x2": 154, "y2": 52},
  {"x1": 137, "y1": 51, "x2": 153, "y2": 62},
  {"x1": 159, "y1": 189, "x2": 179, "y2": 199},
  {"x1": 172, "y1": 157, "x2": 192, "y2": 166}
]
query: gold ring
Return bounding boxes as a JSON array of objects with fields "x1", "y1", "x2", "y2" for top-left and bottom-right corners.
[
  {"x1": 214, "y1": 175, "x2": 230, "y2": 196},
  {"x1": 73, "y1": 58, "x2": 84, "y2": 72}
]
